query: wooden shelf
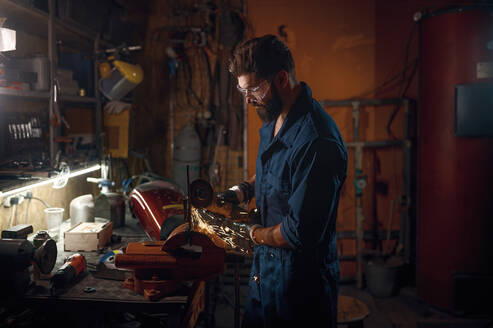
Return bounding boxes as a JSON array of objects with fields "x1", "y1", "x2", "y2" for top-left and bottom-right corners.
[
  {"x1": 0, "y1": 0, "x2": 105, "y2": 185},
  {"x1": 0, "y1": 88, "x2": 49, "y2": 100},
  {"x1": 0, "y1": 88, "x2": 97, "y2": 104},
  {"x1": 60, "y1": 94, "x2": 98, "y2": 104},
  {"x1": 0, "y1": 0, "x2": 114, "y2": 50}
]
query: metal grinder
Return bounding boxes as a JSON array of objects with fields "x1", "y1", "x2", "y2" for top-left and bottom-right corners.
[{"x1": 0, "y1": 237, "x2": 57, "y2": 296}]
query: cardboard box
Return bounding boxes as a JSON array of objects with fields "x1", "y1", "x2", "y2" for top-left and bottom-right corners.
[{"x1": 64, "y1": 221, "x2": 113, "y2": 252}]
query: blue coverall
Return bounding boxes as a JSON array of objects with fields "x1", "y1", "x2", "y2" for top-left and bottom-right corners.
[{"x1": 242, "y1": 83, "x2": 348, "y2": 328}]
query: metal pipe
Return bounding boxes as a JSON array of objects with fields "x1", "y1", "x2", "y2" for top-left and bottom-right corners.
[
  {"x1": 319, "y1": 97, "x2": 406, "y2": 108},
  {"x1": 48, "y1": 0, "x2": 55, "y2": 166},
  {"x1": 234, "y1": 262, "x2": 240, "y2": 328},
  {"x1": 352, "y1": 102, "x2": 365, "y2": 289},
  {"x1": 337, "y1": 230, "x2": 400, "y2": 240},
  {"x1": 243, "y1": 96, "x2": 248, "y2": 180},
  {"x1": 94, "y1": 36, "x2": 103, "y2": 158},
  {"x1": 169, "y1": 73, "x2": 174, "y2": 177},
  {"x1": 346, "y1": 140, "x2": 405, "y2": 148},
  {"x1": 242, "y1": 0, "x2": 248, "y2": 182},
  {"x1": 402, "y1": 99, "x2": 412, "y2": 262}
]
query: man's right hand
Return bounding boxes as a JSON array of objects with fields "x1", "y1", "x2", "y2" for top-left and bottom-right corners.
[
  {"x1": 204, "y1": 179, "x2": 254, "y2": 218},
  {"x1": 216, "y1": 189, "x2": 240, "y2": 206},
  {"x1": 208, "y1": 188, "x2": 241, "y2": 218},
  {"x1": 204, "y1": 194, "x2": 234, "y2": 218}
]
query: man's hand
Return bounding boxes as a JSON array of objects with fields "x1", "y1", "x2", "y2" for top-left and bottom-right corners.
[
  {"x1": 216, "y1": 189, "x2": 241, "y2": 206},
  {"x1": 204, "y1": 194, "x2": 234, "y2": 218},
  {"x1": 204, "y1": 176, "x2": 256, "y2": 219},
  {"x1": 248, "y1": 223, "x2": 291, "y2": 249},
  {"x1": 216, "y1": 181, "x2": 254, "y2": 207}
]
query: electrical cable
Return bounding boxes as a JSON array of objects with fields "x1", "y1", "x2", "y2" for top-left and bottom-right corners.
[
  {"x1": 200, "y1": 46, "x2": 213, "y2": 95},
  {"x1": 31, "y1": 196, "x2": 51, "y2": 208},
  {"x1": 184, "y1": 47, "x2": 205, "y2": 110},
  {"x1": 385, "y1": 199, "x2": 397, "y2": 255},
  {"x1": 386, "y1": 59, "x2": 418, "y2": 139},
  {"x1": 12, "y1": 204, "x2": 17, "y2": 227},
  {"x1": 24, "y1": 197, "x2": 32, "y2": 224},
  {"x1": 345, "y1": 58, "x2": 418, "y2": 100},
  {"x1": 8, "y1": 205, "x2": 14, "y2": 227},
  {"x1": 386, "y1": 22, "x2": 419, "y2": 139}
]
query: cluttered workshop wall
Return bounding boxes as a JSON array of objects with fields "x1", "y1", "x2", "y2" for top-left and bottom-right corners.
[{"x1": 132, "y1": 0, "x2": 247, "y2": 194}]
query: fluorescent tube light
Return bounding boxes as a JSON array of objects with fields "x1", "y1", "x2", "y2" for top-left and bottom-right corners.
[
  {"x1": 0, "y1": 27, "x2": 16, "y2": 52},
  {"x1": 0, "y1": 164, "x2": 101, "y2": 198}
]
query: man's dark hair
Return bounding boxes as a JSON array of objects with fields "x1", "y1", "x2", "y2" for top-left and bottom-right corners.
[{"x1": 229, "y1": 34, "x2": 295, "y2": 80}]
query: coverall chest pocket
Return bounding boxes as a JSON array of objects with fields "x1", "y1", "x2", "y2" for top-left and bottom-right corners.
[
  {"x1": 264, "y1": 167, "x2": 291, "y2": 220},
  {"x1": 275, "y1": 181, "x2": 290, "y2": 216}
]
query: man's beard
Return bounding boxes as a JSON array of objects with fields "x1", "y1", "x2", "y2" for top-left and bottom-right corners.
[{"x1": 254, "y1": 85, "x2": 283, "y2": 123}]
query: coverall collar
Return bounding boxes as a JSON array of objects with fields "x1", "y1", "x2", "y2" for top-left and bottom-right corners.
[{"x1": 259, "y1": 82, "x2": 312, "y2": 150}]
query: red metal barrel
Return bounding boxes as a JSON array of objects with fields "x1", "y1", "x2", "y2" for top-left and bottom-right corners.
[{"x1": 418, "y1": 7, "x2": 493, "y2": 311}]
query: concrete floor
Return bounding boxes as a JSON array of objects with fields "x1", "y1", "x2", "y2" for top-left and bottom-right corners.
[{"x1": 208, "y1": 261, "x2": 493, "y2": 328}]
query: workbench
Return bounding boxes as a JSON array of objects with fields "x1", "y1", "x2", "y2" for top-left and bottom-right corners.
[{"x1": 6, "y1": 217, "x2": 208, "y2": 328}]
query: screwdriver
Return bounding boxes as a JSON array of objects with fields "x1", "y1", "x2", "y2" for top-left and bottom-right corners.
[{"x1": 50, "y1": 253, "x2": 87, "y2": 296}]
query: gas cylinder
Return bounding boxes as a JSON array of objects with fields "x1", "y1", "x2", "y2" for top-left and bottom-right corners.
[{"x1": 172, "y1": 124, "x2": 201, "y2": 192}]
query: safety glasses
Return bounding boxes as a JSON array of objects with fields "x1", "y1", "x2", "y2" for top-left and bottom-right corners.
[{"x1": 236, "y1": 80, "x2": 271, "y2": 101}]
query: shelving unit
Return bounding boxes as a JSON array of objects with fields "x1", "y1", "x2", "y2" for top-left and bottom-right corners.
[
  {"x1": 0, "y1": 87, "x2": 97, "y2": 103},
  {"x1": 0, "y1": 0, "x2": 114, "y2": 51},
  {"x1": 0, "y1": 0, "x2": 116, "y2": 193}
]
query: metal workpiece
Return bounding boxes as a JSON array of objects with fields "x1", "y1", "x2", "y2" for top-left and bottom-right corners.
[{"x1": 191, "y1": 207, "x2": 254, "y2": 256}]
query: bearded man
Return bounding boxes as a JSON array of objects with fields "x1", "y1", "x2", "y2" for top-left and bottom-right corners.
[{"x1": 219, "y1": 34, "x2": 347, "y2": 328}]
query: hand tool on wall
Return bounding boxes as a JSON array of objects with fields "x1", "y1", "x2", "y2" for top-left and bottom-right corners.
[
  {"x1": 208, "y1": 124, "x2": 225, "y2": 188},
  {"x1": 50, "y1": 253, "x2": 87, "y2": 296}
]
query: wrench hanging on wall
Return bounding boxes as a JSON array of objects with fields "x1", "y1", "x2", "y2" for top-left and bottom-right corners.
[{"x1": 208, "y1": 124, "x2": 226, "y2": 188}]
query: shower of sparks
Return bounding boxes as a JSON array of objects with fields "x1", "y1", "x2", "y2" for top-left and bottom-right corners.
[{"x1": 191, "y1": 207, "x2": 254, "y2": 256}]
